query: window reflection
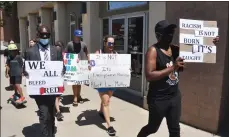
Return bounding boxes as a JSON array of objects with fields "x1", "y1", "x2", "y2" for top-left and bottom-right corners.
[
  {"x1": 103, "y1": 19, "x2": 109, "y2": 37},
  {"x1": 128, "y1": 16, "x2": 143, "y2": 92},
  {"x1": 108, "y1": 2, "x2": 147, "y2": 10},
  {"x1": 112, "y1": 19, "x2": 125, "y2": 51}
]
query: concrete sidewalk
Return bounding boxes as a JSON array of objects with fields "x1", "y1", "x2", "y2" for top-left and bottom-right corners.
[{"x1": 0, "y1": 55, "x2": 219, "y2": 137}]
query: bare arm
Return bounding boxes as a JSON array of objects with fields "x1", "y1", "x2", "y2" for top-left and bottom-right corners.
[{"x1": 145, "y1": 46, "x2": 174, "y2": 81}]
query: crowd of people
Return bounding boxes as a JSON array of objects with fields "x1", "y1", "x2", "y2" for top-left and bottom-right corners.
[{"x1": 3, "y1": 20, "x2": 219, "y2": 137}]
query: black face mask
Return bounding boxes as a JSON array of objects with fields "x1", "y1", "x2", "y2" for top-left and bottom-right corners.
[{"x1": 159, "y1": 34, "x2": 174, "y2": 45}]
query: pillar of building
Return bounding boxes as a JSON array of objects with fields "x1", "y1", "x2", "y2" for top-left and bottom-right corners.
[
  {"x1": 143, "y1": 2, "x2": 166, "y2": 110},
  {"x1": 54, "y1": 2, "x2": 67, "y2": 45},
  {"x1": 19, "y1": 17, "x2": 27, "y2": 52},
  {"x1": 82, "y1": 2, "x2": 101, "y2": 53},
  {"x1": 39, "y1": 8, "x2": 52, "y2": 31},
  {"x1": 27, "y1": 14, "x2": 37, "y2": 41}
]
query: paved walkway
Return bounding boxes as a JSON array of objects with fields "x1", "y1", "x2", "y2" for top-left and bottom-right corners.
[{"x1": 0, "y1": 55, "x2": 220, "y2": 137}]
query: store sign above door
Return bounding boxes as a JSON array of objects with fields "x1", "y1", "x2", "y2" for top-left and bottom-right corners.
[{"x1": 179, "y1": 18, "x2": 218, "y2": 63}]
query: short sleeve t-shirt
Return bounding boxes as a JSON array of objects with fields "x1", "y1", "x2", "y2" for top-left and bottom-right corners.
[
  {"x1": 7, "y1": 55, "x2": 23, "y2": 76},
  {"x1": 65, "y1": 41, "x2": 88, "y2": 60}
]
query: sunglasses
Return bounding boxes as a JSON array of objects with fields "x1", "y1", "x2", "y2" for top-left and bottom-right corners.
[
  {"x1": 107, "y1": 42, "x2": 114, "y2": 46},
  {"x1": 39, "y1": 33, "x2": 51, "y2": 39}
]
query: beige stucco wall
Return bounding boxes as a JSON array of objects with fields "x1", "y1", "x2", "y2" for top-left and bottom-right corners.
[{"x1": 17, "y1": 2, "x2": 53, "y2": 18}]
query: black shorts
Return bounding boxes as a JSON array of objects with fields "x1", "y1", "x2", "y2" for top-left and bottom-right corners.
[{"x1": 10, "y1": 76, "x2": 22, "y2": 85}]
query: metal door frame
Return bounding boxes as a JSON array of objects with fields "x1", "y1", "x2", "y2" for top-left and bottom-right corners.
[{"x1": 101, "y1": 11, "x2": 149, "y2": 97}]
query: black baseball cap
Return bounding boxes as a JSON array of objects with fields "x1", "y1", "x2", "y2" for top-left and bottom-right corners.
[{"x1": 155, "y1": 20, "x2": 177, "y2": 34}]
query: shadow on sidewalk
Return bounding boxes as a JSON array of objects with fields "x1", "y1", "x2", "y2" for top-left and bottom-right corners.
[
  {"x1": 22, "y1": 123, "x2": 42, "y2": 137},
  {"x1": 61, "y1": 95, "x2": 90, "y2": 106},
  {"x1": 75, "y1": 109, "x2": 115, "y2": 131}
]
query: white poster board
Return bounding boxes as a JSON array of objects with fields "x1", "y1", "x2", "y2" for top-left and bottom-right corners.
[
  {"x1": 25, "y1": 61, "x2": 64, "y2": 95},
  {"x1": 63, "y1": 53, "x2": 90, "y2": 85},
  {"x1": 89, "y1": 54, "x2": 131, "y2": 88}
]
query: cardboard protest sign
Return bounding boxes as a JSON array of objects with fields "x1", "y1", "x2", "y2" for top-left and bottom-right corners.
[
  {"x1": 89, "y1": 54, "x2": 131, "y2": 88},
  {"x1": 25, "y1": 61, "x2": 64, "y2": 95},
  {"x1": 63, "y1": 53, "x2": 90, "y2": 85},
  {"x1": 179, "y1": 18, "x2": 218, "y2": 63}
]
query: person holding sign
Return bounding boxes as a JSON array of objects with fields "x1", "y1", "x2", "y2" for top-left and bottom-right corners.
[
  {"x1": 137, "y1": 20, "x2": 220, "y2": 137},
  {"x1": 137, "y1": 20, "x2": 185, "y2": 137},
  {"x1": 65, "y1": 29, "x2": 89, "y2": 107},
  {"x1": 54, "y1": 40, "x2": 65, "y2": 121},
  {"x1": 93, "y1": 35, "x2": 117, "y2": 136},
  {"x1": 5, "y1": 43, "x2": 26, "y2": 104},
  {"x1": 25, "y1": 25, "x2": 63, "y2": 137}
]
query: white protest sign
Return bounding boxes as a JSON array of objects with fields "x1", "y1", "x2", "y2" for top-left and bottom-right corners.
[
  {"x1": 25, "y1": 61, "x2": 64, "y2": 95},
  {"x1": 180, "y1": 19, "x2": 203, "y2": 30},
  {"x1": 63, "y1": 53, "x2": 89, "y2": 85},
  {"x1": 179, "y1": 18, "x2": 218, "y2": 63},
  {"x1": 195, "y1": 27, "x2": 218, "y2": 37},
  {"x1": 89, "y1": 54, "x2": 131, "y2": 88},
  {"x1": 180, "y1": 33, "x2": 203, "y2": 45},
  {"x1": 192, "y1": 45, "x2": 216, "y2": 54},
  {"x1": 180, "y1": 51, "x2": 203, "y2": 63}
]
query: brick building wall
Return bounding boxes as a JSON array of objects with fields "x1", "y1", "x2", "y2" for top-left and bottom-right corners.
[
  {"x1": 0, "y1": 2, "x2": 20, "y2": 45},
  {"x1": 166, "y1": 2, "x2": 229, "y2": 134}
]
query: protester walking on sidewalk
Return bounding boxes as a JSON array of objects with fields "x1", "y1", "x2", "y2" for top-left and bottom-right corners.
[
  {"x1": 5, "y1": 43, "x2": 26, "y2": 104},
  {"x1": 4, "y1": 40, "x2": 15, "y2": 91},
  {"x1": 94, "y1": 35, "x2": 117, "y2": 136},
  {"x1": 24, "y1": 25, "x2": 63, "y2": 137},
  {"x1": 65, "y1": 29, "x2": 89, "y2": 107},
  {"x1": 137, "y1": 20, "x2": 220, "y2": 137},
  {"x1": 54, "y1": 40, "x2": 65, "y2": 121}
]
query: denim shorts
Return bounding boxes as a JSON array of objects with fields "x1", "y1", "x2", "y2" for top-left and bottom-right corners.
[{"x1": 96, "y1": 88, "x2": 116, "y2": 92}]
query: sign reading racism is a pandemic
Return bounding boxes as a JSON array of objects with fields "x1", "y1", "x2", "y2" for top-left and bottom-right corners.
[
  {"x1": 63, "y1": 53, "x2": 90, "y2": 85},
  {"x1": 179, "y1": 18, "x2": 218, "y2": 63},
  {"x1": 89, "y1": 54, "x2": 131, "y2": 88},
  {"x1": 25, "y1": 61, "x2": 64, "y2": 95}
]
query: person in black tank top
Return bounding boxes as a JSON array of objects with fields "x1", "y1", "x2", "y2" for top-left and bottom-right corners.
[{"x1": 137, "y1": 20, "x2": 185, "y2": 137}]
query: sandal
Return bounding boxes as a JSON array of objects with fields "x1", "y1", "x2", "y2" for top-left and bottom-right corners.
[
  {"x1": 72, "y1": 101, "x2": 78, "y2": 107},
  {"x1": 77, "y1": 96, "x2": 84, "y2": 104}
]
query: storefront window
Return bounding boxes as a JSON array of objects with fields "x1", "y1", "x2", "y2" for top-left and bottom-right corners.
[
  {"x1": 108, "y1": 2, "x2": 147, "y2": 10},
  {"x1": 78, "y1": 16, "x2": 82, "y2": 31},
  {"x1": 70, "y1": 13, "x2": 76, "y2": 41},
  {"x1": 102, "y1": 19, "x2": 109, "y2": 37},
  {"x1": 128, "y1": 16, "x2": 144, "y2": 92},
  {"x1": 112, "y1": 18, "x2": 125, "y2": 51}
]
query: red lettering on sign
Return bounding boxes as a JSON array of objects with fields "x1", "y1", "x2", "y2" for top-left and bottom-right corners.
[
  {"x1": 40, "y1": 87, "x2": 45, "y2": 95},
  {"x1": 58, "y1": 86, "x2": 64, "y2": 93}
]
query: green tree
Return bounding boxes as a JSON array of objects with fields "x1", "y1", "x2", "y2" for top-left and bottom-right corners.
[{"x1": 0, "y1": 1, "x2": 14, "y2": 16}]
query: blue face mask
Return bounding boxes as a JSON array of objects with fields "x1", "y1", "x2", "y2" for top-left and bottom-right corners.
[{"x1": 39, "y1": 38, "x2": 49, "y2": 46}]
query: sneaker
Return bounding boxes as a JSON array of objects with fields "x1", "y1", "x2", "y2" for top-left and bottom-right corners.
[
  {"x1": 77, "y1": 96, "x2": 84, "y2": 104},
  {"x1": 15, "y1": 97, "x2": 25, "y2": 104},
  {"x1": 5, "y1": 85, "x2": 14, "y2": 91},
  {"x1": 10, "y1": 94, "x2": 19, "y2": 100},
  {"x1": 56, "y1": 112, "x2": 64, "y2": 120},
  {"x1": 107, "y1": 126, "x2": 116, "y2": 136}
]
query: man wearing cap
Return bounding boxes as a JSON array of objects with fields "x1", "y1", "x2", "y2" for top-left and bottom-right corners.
[
  {"x1": 65, "y1": 29, "x2": 89, "y2": 107},
  {"x1": 25, "y1": 25, "x2": 62, "y2": 137},
  {"x1": 137, "y1": 20, "x2": 220, "y2": 137}
]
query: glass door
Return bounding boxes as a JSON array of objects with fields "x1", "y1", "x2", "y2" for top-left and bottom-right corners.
[
  {"x1": 111, "y1": 18, "x2": 126, "y2": 53},
  {"x1": 107, "y1": 13, "x2": 147, "y2": 96},
  {"x1": 127, "y1": 15, "x2": 145, "y2": 93}
]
